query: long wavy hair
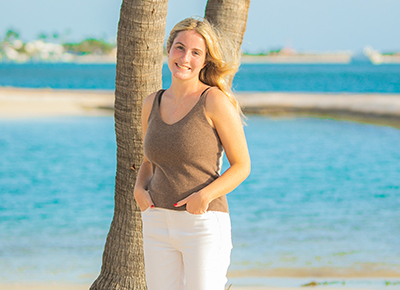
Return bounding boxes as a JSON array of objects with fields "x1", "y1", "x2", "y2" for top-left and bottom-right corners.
[{"x1": 167, "y1": 17, "x2": 243, "y2": 117}]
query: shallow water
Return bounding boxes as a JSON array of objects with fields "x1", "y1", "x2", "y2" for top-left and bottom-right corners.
[
  {"x1": 229, "y1": 117, "x2": 400, "y2": 272},
  {"x1": 0, "y1": 116, "x2": 399, "y2": 283}
]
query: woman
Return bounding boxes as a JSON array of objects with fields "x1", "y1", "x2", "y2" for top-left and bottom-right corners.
[{"x1": 134, "y1": 17, "x2": 251, "y2": 290}]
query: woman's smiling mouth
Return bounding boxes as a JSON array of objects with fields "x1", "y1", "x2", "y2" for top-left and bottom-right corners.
[{"x1": 176, "y1": 63, "x2": 190, "y2": 70}]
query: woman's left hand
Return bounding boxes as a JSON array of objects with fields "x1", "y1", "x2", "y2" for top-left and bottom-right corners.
[{"x1": 174, "y1": 191, "x2": 210, "y2": 214}]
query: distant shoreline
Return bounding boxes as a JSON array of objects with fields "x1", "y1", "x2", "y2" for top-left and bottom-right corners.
[
  {"x1": 0, "y1": 53, "x2": 359, "y2": 64},
  {"x1": 1, "y1": 87, "x2": 400, "y2": 129},
  {"x1": 3, "y1": 53, "x2": 400, "y2": 64},
  {"x1": 2, "y1": 53, "x2": 400, "y2": 65},
  {"x1": 240, "y1": 54, "x2": 352, "y2": 64}
]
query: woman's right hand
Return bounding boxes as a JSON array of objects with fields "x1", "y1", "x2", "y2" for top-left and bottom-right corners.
[{"x1": 134, "y1": 187, "x2": 154, "y2": 212}]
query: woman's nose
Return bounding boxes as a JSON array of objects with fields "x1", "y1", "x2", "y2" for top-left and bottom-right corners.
[{"x1": 181, "y1": 51, "x2": 190, "y2": 62}]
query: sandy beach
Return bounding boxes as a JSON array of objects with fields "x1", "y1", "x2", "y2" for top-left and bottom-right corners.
[
  {"x1": 0, "y1": 283, "x2": 379, "y2": 290},
  {"x1": 2, "y1": 270, "x2": 399, "y2": 290},
  {"x1": 0, "y1": 87, "x2": 114, "y2": 118},
  {"x1": 1, "y1": 87, "x2": 400, "y2": 129}
]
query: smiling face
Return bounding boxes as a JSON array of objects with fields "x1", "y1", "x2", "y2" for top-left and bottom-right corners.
[{"x1": 167, "y1": 30, "x2": 207, "y2": 82}]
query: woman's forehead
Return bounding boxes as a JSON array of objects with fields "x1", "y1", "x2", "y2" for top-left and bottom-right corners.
[{"x1": 173, "y1": 30, "x2": 206, "y2": 50}]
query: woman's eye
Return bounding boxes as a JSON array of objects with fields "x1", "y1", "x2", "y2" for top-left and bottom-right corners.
[{"x1": 177, "y1": 46, "x2": 184, "y2": 50}]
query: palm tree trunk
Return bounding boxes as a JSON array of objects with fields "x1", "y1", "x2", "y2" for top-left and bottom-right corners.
[
  {"x1": 90, "y1": 0, "x2": 168, "y2": 289},
  {"x1": 205, "y1": 0, "x2": 251, "y2": 55}
]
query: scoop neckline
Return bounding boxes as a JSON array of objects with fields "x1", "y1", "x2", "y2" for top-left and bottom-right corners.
[{"x1": 158, "y1": 87, "x2": 211, "y2": 126}]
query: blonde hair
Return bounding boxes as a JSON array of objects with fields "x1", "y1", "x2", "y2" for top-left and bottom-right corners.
[{"x1": 167, "y1": 17, "x2": 244, "y2": 117}]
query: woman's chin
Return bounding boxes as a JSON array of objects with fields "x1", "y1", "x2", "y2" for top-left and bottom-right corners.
[{"x1": 172, "y1": 72, "x2": 194, "y2": 81}]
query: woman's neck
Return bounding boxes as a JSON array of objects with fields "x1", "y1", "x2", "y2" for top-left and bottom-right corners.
[{"x1": 169, "y1": 78, "x2": 207, "y2": 100}]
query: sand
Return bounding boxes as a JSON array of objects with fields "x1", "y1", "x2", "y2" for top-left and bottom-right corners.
[
  {"x1": 0, "y1": 87, "x2": 114, "y2": 118},
  {"x1": 0, "y1": 284, "x2": 375, "y2": 290},
  {"x1": 1, "y1": 87, "x2": 400, "y2": 129}
]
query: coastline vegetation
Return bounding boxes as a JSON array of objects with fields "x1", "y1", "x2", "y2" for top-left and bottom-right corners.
[
  {"x1": 301, "y1": 280, "x2": 345, "y2": 287},
  {"x1": 0, "y1": 28, "x2": 116, "y2": 62},
  {"x1": 243, "y1": 48, "x2": 283, "y2": 56},
  {"x1": 63, "y1": 38, "x2": 115, "y2": 55}
]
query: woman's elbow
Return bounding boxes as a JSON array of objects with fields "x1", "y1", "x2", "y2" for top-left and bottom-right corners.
[{"x1": 237, "y1": 158, "x2": 251, "y2": 181}]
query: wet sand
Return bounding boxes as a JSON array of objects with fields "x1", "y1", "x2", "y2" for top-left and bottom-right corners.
[
  {"x1": 1, "y1": 87, "x2": 399, "y2": 129},
  {"x1": 239, "y1": 92, "x2": 400, "y2": 129},
  {"x1": 0, "y1": 284, "x2": 89, "y2": 290},
  {"x1": 1, "y1": 269, "x2": 399, "y2": 290},
  {"x1": 0, "y1": 284, "x2": 375, "y2": 290}
]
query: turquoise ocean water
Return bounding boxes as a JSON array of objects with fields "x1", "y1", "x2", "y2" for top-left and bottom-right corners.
[
  {"x1": 1, "y1": 63, "x2": 400, "y2": 287},
  {"x1": 0, "y1": 62, "x2": 400, "y2": 93}
]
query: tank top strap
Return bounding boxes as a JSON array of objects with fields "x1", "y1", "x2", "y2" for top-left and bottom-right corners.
[
  {"x1": 200, "y1": 86, "x2": 212, "y2": 98},
  {"x1": 198, "y1": 86, "x2": 212, "y2": 106},
  {"x1": 156, "y1": 89, "x2": 166, "y2": 107}
]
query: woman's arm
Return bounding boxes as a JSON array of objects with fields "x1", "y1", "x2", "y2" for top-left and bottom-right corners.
[
  {"x1": 133, "y1": 92, "x2": 157, "y2": 211},
  {"x1": 174, "y1": 88, "x2": 251, "y2": 214}
]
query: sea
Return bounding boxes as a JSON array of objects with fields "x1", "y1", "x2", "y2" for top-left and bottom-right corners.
[
  {"x1": 1, "y1": 62, "x2": 400, "y2": 288},
  {"x1": 0, "y1": 62, "x2": 399, "y2": 93}
]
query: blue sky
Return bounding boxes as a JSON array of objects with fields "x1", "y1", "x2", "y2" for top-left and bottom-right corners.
[{"x1": 1, "y1": 0, "x2": 399, "y2": 53}]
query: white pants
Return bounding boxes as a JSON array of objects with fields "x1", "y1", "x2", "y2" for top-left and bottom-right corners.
[{"x1": 141, "y1": 208, "x2": 232, "y2": 290}]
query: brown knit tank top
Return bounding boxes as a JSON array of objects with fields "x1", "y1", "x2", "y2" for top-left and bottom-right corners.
[{"x1": 143, "y1": 88, "x2": 229, "y2": 213}]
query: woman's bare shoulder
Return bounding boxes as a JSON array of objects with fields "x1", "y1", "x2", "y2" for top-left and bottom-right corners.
[
  {"x1": 205, "y1": 87, "x2": 238, "y2": 117},
  {"x1": 142, "y1": 90, "x2": 161, "y2": 125},
  {"x1": 143, "y1": 90, "x2": 161, "y2": 114},
  {"x1": 143, "y1": 91, "x2": 159, "y2": 108}
]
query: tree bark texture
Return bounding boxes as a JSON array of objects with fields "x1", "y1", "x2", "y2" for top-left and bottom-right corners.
[
  {"x1": 205, "y1": 0, "x2": 251, "y2": 55},
  {"x1": 90, "y1": 0, "x2": 168, "y2": 289}
]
